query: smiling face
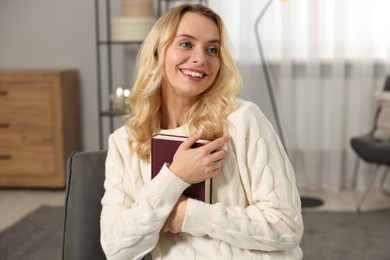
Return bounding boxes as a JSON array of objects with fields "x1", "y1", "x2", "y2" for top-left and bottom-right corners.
[{"x1": 162, "y1": 12, "x2": 221, "y2": 104}]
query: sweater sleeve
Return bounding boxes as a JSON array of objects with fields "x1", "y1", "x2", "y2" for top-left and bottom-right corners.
[
  {"x1": 100, "y1": 133, "x2": 190, "y2": 260},
  {"x1": 181, "y1": 102, "x2": 303, "y2": 252}
]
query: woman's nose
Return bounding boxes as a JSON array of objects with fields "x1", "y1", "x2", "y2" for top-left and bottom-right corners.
[{"x1": 191, "y1": 48, "x2": 206, "y2": 64}]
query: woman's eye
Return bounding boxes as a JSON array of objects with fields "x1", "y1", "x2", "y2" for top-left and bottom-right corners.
[
  {"x1": 179, "y1": 42, "x2": 192, "y2": 48},
  {"x1": 207, "y1": 47, "x2": 219, "y2": 55}
]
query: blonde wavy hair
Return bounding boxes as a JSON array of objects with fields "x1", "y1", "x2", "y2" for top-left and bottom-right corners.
[{"x1": 127, "y1": 3, "x2": 242, "y2": 161}]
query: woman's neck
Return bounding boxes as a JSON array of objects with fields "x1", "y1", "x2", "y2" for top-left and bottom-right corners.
[
  {"x1": 160, "y1": 101, "x2": 189, "y2": 129},
  {"x1": 160, "y1": 95, "x2": 196, "y2": 129}
]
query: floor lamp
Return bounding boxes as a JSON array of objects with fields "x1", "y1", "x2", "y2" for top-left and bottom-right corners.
[{"x1": 254, "y1": 0, "x2": 323, "y2": 208}]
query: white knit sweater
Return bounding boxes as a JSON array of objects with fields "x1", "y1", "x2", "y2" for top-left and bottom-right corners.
[{"x1": 100, "y1": 99, "x2": 303, "y2": 260}]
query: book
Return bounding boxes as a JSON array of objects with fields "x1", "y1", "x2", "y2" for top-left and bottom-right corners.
[{"x1": 151, "y1": 133, "x2": 212, "y2": 203}]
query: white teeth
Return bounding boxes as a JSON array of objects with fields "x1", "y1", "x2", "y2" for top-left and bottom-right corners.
[{"x1": 182, "y1": 69, "x2": 204, "y2": 78}]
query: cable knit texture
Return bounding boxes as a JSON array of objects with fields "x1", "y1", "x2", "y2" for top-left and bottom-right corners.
[{"x1": 100, "y1": 99, "x2": 303, "y2": 260}]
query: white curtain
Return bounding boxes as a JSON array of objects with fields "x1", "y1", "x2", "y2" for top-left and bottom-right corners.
[{"x1": 210, "y1": 0, "x2": 390, "y2": 191}]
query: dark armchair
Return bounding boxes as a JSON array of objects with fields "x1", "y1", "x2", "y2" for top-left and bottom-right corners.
[
  {"x1": 350, "y1": 76, "x2": 390, "y2": 212},
  {"x1": 62, "y1": 151, "x2": 107, "y2": 260}
]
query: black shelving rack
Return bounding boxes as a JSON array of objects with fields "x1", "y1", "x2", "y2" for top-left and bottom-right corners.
[
  {"x1": 156, "y1": 0, "x2": 208, "y2": 17},
  {"x1": 95, "y1": 0, "x2": 143, "y2": 149},
  {"x1": 94, "y1": 0, "x2": 208, "y2": 149}
]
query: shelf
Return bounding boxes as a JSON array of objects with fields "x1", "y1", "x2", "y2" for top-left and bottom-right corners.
[
  {"x1": 100, "y1": 110, "x2": 131, "y2": 117},
  {"x1": 95, "y1": 0, "x2": 208, "y2": 149},
  {"x1": 98, "y1": 40, "x2": 143, "y2": 45}
]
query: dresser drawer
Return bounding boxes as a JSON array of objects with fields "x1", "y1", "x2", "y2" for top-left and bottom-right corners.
[
  {"x1": 0, "y1": 70, "x2": 79, "y2": 188},
  {"x1": 0, "y1": 114, "x2": 53, "y2": 144},
  {"x1": 0, "y1": 81, "x2": 52, "y2": 115},
  {"x1": 0, "y1": 145, "x2": 55, "y2": 176}
]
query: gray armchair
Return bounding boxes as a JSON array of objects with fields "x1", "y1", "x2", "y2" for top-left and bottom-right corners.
[
  {"x1": 350, "y1": 76, "x2": 390, "y2": 212},
  {"x1": 62, "y1": 151, "x2": 107, "y2": 260}
]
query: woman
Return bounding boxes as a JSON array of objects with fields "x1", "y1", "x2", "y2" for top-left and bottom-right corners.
[{"x1": 101, "y1": 3, "x2": 303, "y2": 260}]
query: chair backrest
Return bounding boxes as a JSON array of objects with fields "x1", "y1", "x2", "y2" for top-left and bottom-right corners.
[
  {"x1": 62, "y1": 151, "x2": 107, "y2": 260},
  {"x1": 373, "y1": 75, "x2": 390, "y2": 126},
  {"x1": 384, "y1": 75, "x2": 390, "y2": 91}
]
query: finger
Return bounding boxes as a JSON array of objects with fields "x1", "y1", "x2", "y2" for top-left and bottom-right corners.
[
  {"x1": 180, "y1": 129, "x2": 204, "y2": 150},
  {"x1": 210, "y1": 163, "x2": 224, "y2": 176},
  {"x1": 178, "y1": 195, "x2": 187, "y2": 202},
  {"x1": 208, "y1": 149, "x2": 226, "y2": 162},
  {"x1": 203, "y1": 134, "x2": 231, "y2": 153},
  {"x1": 162, "y1": 226, "x2": 168, "y2": 233},
  {"x1": 213, "y1": 157, "x2": 225, "y2": 170},
  {"x1": 212, "y1": 167, "x2": 222, "y2": 174}
]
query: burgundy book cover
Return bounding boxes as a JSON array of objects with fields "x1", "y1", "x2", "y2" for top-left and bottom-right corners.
[{"x1": 151, "y1": 134, "x2": 211, "y2": 203}]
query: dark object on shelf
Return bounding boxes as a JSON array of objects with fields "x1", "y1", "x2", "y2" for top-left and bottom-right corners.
[{"x1": 350, "y1": 75, "x2": 390, "y2": 212}]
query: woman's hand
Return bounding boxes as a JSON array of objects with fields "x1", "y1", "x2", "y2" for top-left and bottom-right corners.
[
  {"x1": 161, "y1": 195, "x2": 188, "y2": 234},
  {"x1": 169, "y1": 129, "x2": 231, "y2": 184}
]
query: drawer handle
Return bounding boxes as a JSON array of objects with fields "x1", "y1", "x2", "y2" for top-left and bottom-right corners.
[
  {"x1": 0, "y1": 155, "x2": 12, "y2": 160},
  {"x1": 0, "y1": 91, "x2": 7, "y2": 96},
  {"x1": 0, "y1": 123, "x2": 10, "y2": 128}
]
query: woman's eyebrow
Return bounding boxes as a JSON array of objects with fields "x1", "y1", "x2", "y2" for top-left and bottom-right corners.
[{"x1": 176, "y1": 34, "x2": 220, "y2": 44}]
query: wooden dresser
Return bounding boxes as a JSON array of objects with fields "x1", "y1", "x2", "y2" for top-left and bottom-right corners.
[{"x1": 0, "y1": 70, "x2": 80, "y2": 188}]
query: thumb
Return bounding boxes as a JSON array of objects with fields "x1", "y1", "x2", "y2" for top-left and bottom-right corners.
[
  {"x1": 161, "y1": 226, "x2": 168, "y2": 233},
  {"x1": 180, "y1": 129, "x2": 204, "y2": 150}
]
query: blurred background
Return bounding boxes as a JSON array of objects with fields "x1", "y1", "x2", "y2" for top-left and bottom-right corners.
[
  {"x1": 1, "y1": 1, "x2": 390, "y2": 259},
  {"x1": 0, "y1": 0, "x2": 389, "y2": 207}
]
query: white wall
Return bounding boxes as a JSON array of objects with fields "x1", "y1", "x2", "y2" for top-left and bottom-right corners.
[
  {"x1": 0, "y1": 0, "x2": 99, "y2": 151},
  {"x1": 0, "y1": 0, "x2": 272, "y2": 151}
]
